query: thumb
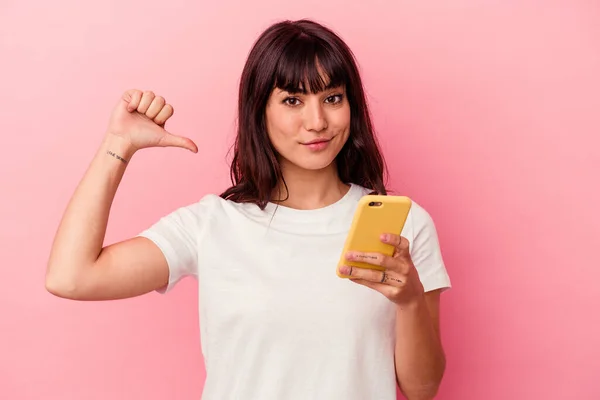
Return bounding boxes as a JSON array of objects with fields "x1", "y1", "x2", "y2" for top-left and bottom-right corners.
[{"x1": 159, "y1": 130, "x2": 198, "y2": 153}]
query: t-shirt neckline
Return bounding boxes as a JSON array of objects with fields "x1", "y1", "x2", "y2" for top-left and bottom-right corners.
[{"x1": 263, "y1": 183, "x2": 361, "y2": 222}]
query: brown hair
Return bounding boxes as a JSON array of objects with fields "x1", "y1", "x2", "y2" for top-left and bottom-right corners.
[{"x1": 220, "y1": 19, "x2": 388, "y2": 209}]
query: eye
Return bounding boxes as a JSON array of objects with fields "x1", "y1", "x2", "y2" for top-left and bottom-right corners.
[
  {"x1": 325, "y1": 94, "x2": 344, "y2": 104},
  {"x1": 283, "y1": 97, "x2": 301, "y2": 106}
]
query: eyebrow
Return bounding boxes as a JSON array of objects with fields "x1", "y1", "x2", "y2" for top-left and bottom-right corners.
[{"x1": 278, "y1": 83, "x2": 342, "y2": 95}]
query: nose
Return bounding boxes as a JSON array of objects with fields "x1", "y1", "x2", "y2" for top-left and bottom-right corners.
[{"x1": 302, "y1": 101, "x2": 328, "y2": 132}]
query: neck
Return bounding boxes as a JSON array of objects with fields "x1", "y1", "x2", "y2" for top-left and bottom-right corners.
[{"x1": 272, "y1": 161, "x2": 350, "y2": 210}]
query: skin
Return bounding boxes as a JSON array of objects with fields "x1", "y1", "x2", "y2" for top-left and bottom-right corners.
[
  {"x1": 265, "y1": 84, "x2": 352, "y2": 208},
  {"x1": 46, "y1": 86, "x2": 445, "y2": 399}
]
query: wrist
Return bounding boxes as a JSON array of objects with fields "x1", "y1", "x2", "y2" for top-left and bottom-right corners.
[
  {"x1": 395, "y1": 291, "x2": 426, "y2": 312},
  {"x1": 101, "y1": 132, "x2": 137, "y2": 162}
]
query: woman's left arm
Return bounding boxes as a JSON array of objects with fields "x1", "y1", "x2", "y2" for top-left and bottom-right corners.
[
  {"x1": 393, "y1": 288, "x2": 445, "y2": 400},
  {"x1": 338, "y1": 233, "x2": 446, "y2": 400}
]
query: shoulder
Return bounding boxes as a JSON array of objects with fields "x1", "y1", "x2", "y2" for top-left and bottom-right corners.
[
  {"x1": 403, "y1": 199, "x2": 444, "y2": 258},
  {"x1": 407, "y1": 200, "x2": 436, "y2": 230},
  {"x1": 186, "y1": 193, "x2": 261, "y2": 221},
  {"x1": 159, "y1": 193, "x2": 225, "y2": 225},
  {"x1": 402, "y1": 199, "x2": 441, "y2": 245},
  {"x1": 175, "y1": 193, "x2": 222, "y2": 214}
]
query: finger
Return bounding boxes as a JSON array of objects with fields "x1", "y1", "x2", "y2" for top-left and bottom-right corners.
[
  {"x1": 381, "y1": 234, "x2": 410, "y2": 257},
  {"x1": 380, "y1": 233, "x2": 401, "y2": 247},
  {"x1": 159, "y1": 132, "x2": 198, "y2": 153},
  {"x1": 345, "y1": 251, "x2": 397, "y2": 270},
  {"x1": 153, "y1": 103, "x2": 174, "y2": 126},
  {"x1": 137, "y1": 91, "x2": 155, "y2": 114},
  {"x1": 123, "y1": 89, "x2": 142, "y2": 112},
  {"x1": 397, "y1": 236, "x2": 410, "y2": 253},
  {"x1": 339, "y1": 264, "x2": 386, "y2": 283},
  {"x1": 396, "y1": 236, "x2": 411, "y2": 258},
  {"x1": 145, "y1": 96, "x2": 166, "y2": 120}
]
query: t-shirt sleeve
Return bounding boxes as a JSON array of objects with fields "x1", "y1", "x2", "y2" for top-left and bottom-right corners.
[
  {"x1": 136, "y1": 197, "x2": 212, "y2": 294},
  {"x1": 407, "y1": 201, "x2": 452, "y2": 293}
]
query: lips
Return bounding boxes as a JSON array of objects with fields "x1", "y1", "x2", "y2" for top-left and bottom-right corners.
[
  {"x1": 302, "y1": 138, "x2": 331, "y2": 145},
  {"x1": 301, "y1": 137, "x2": 332, "y2": 152}
]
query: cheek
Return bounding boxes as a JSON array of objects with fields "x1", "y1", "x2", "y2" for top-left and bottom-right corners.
[
  {"x1": 267, "y1": 112, "x2": 300, "y2": 143},
  {"x1": 330, "y1": 107, "x2": 351, "y2": 135}
]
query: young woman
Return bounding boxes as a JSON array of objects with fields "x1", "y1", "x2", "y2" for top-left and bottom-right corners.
[{"x1": 46, "y1": 19, "x2": 451, "y2": 400}]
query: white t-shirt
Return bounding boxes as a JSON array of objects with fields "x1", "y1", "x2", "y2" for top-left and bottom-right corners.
[{"x1": 137, "y1": 183, "x2": 451, "y2": 400}]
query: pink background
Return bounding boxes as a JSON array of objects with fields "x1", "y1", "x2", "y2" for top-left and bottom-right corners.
[{"x1": 1, "y1": 1, "x2": 599, "y2": 399}]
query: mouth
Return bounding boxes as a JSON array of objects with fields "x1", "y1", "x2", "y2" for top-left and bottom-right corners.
[
  {"x1": 301, "y1": 137, "x2": 333, "y2": 151},
  {"x1": 302, "y1": 138, "x2": 332, "y2": 145}
]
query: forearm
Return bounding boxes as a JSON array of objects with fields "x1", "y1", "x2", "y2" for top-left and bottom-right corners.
[
  {"x1": 394, "y1": 295, "x2": 446, "y2": 399},
  {"x1": 46, "y1": 133, "x2": 135, "y2": 290}
]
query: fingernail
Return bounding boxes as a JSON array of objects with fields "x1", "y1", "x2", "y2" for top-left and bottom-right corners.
[
  {"x1": 381, "y1": 234, "x2": 389, "y2": 242},
  {"x1": 345, "y1": 252, "x2": 354, "y2": 260},
  {"x1": 339, "y1": 266, "x2": 350, "y2": 275}
]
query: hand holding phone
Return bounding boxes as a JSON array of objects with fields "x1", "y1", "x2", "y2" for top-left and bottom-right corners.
[{"x1": 337, "y1": 195, "x2": 412, "y2": 278}]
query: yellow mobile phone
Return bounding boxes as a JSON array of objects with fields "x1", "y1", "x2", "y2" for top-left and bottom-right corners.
[{"x1": 337, "y1": 194, "x2": 412, "y2": 278}]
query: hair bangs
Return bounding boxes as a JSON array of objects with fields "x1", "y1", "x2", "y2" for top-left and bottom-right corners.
[{"x1": 273, "y1": 36, "x2": 348, "y2": 94}]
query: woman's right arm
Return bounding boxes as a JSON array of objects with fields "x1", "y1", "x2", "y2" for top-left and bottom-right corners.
[{"x1": 45, "y1": 90, "x2": 198, "y2": 301}]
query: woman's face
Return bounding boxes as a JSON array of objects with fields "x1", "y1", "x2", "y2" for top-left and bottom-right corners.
[{"x1": 265, "y1": 83, "x2": 351, "y2": 172}]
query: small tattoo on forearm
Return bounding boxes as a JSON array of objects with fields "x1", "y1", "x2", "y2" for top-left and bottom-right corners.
[{"x1": 107, "y1": 150, "x2": 127, "y2": 164}]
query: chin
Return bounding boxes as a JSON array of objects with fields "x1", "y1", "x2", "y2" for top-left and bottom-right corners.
[
  {"x1": 299, "y1": 161, "x2": 335, "y2": 171},
  {"x1": 288, "y1": 154, "x2": 338, "y2": 171}
]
